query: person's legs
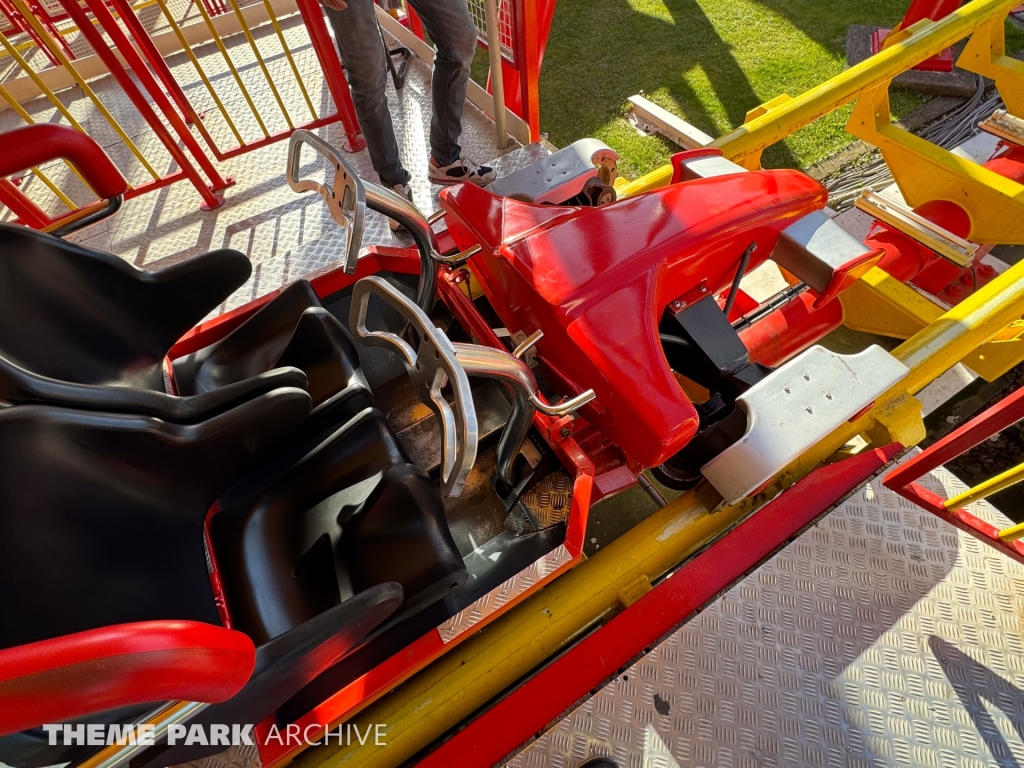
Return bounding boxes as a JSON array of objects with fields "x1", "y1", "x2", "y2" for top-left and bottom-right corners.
[
  {"x1": 403, "y1": 0, "x2": 476, "y2": 166},
  {"x1": 323, "y1": 0, "x2": 411, "y2": 186}
]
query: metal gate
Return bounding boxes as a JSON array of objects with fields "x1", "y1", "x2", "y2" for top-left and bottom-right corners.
[{"x1": 0, "y1": 0, "x2": 363, "y2": 228}]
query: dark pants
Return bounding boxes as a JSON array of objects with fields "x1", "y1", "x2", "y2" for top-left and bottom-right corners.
[{"x1": 324, "y1": 0, "x2": 478, "y2": 186}]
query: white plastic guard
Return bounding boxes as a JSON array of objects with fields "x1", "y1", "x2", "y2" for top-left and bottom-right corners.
[{"x1": 701, "y1": 345, "x2": 910, "y2": 505}]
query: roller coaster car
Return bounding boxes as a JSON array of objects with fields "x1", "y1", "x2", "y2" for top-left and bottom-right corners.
[{"x1": 0, "y1": 127, "x2": 909, "y2": 768}]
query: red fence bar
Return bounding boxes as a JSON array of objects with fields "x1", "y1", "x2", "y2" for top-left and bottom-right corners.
[
  {"x1": 103, "y1": 0, "x2": 218, "y2": 142},
  {"x1": 0, "y1": 177, "x2": 50, "y2": 228},
  {"x1": 294, "y1": 0, "x2": 366, "y2": 152},
  {"x1": 0, "y1": 0, "x2": 62, "y2": 66},
  {"x1": 884, "y1": 386, "x2": 1024, "y2": 564},
  {"x1": 59, "y1": 0, "x2": 232, "y2": 209}
]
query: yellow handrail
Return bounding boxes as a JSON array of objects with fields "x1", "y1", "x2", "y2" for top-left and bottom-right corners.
[{"x1": 946, "y1": 461, "x2": 1024, "y2": 510}]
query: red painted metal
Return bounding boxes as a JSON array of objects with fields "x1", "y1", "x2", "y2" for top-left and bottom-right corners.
[
  {"x1": 416, "y1": 443, "x2": 905, "y2": 768},
  {"x1": 0, "y1": 124, "x2": 128, "y2": 199},
  {"x1": 295, "y1": 0, "x2": 366, "y2": 153},
  {"x1": 512, "y1": 0, "x2": 541, "y2": 140},
  {"x1": 103, "y1": 0, "x2": 225, "y2": 150},
  {"x1": 0, "y1": 0, "x2": 62, "y2": 67},
  {"x1": 740, "y1": 290, "x2": 844, "y2": 368},
  {"x1": 56, "y1": 0, "x2": 228, "y2": 209},
  {"x1": 0, "y1": 177, "x2": 50, "y2": 229},
  {"x1": 884, "y1": 386, "x2": 1024, "y2": 564},
  {"x1": 871, "y1": 0, "x2": 962, "y2": 72},
  {"x1": 0, "y1": 620, "x2": 255, "y2": 735},
  {"x1": 440, "y1": 171, "x2": 828, "y2": 468},
  {"x1": 490, "y1": 0, "x2": 553, "y2": 138}
]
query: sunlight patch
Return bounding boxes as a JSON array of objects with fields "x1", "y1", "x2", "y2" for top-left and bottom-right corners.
[{"x1": 625, "y1": 0, "x2": 674, "y2": 24}]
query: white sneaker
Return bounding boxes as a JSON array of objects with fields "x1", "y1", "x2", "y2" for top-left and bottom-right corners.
[
  {"x1": 389, "y1": 183, "x2": 411, "y2": 231},
  {"x1": 428, "y1": 156, "x2": 496, "y2": 186}
]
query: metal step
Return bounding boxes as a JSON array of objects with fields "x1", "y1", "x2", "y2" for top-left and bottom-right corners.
[{"x1": 701, "y1": 344, "x2": 910, "y2": 504}]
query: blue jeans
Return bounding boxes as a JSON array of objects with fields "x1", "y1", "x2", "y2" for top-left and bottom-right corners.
[{"x1": 324, "y1": 0, "x2": 478, "y2": 186}]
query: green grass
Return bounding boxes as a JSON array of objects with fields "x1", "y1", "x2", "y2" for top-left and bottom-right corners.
[{"x1": 471, "y1": 2, "x2": 1021, "y2": 178}]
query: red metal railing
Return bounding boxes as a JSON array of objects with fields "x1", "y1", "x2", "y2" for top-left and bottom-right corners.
[
  {"x1": 402, "y1": 0, "x2": 551, "y2": 141},
  {"x1": 1, "y1": 0, "x2": 366, "y2": 225},
  {"x1": 884, "y1": 385, "x2": 1024, "y2": 564}
]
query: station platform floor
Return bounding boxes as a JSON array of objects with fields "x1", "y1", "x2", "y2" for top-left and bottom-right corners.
[{"x1": 510, "y1": 460, "x2": 1024, "y2": 768}]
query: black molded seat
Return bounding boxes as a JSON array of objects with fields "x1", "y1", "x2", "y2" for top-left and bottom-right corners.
[
  {"x1": 172, "y1": 280, "x2": 373, "y2": 432},
  {"x1": 209, "y1": 407, "x2": 467, "y2": 644},
  {"x1": 0, "y1": 225, "x2": 369, "y2": 426},
  {"x1": 129, "y1": 408, "x2": 467, "y2": 768},
  {"x1": 0, "y1": 393, "x2": 404, "y2": 768}
]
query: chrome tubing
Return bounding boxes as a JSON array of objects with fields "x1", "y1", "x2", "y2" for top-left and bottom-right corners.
[
  {"x1": 287, "y1": 129, "x2": 365, "y2": 275},
  {"x1": 453, "y1": 343, "x2": 595, "y2": 486},
  {"x1": 350, "y1": 276, "x2": 478, "y2": 497},
  {"x1": 363, "y1": 181, "x2": 440, "y2": 311}
]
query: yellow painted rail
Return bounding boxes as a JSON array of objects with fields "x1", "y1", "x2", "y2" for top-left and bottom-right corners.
[{"x1": 621, "y1": 0, "x2": 1024, "y2": 196}]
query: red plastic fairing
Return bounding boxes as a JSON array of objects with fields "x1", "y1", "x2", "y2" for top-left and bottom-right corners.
[
  {"x1": 441, "y1": 173, "x2": 827, "y2": 468},
  {"x1": 0, "y1": 125, "x2": 128, "y2": 200},
  {"x1": 0, "y1": 621, "x2": 255, "y2": 735}
]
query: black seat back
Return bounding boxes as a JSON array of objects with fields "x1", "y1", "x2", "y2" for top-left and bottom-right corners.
[
  {"x1": 211, "y1": 409, "x2": 465, "y2": 645},
  {"x1": 0, "y1": 389, "x2": 310, "y2": 650},
  {"x1": 0, "y1": 224, "x2": 250, "y2": 388}
]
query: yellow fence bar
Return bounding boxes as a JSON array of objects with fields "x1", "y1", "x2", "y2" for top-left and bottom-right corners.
[
  {"x1": 295, "y1": 246, "x2": 1024, "y2": 768},
  {"x1": 999, "y1": 520, "x2": 1024, "y2": 541},
  {"x1": 191, "y1": 0, "x2": 271, "y2": 137},
  {"x1": 223, "y1": 0, "x2": 294, "y2": 129},
  {"x1": 152, "y1": 0, "x2": 246, "y2": 146},
  {"x1": 26, "y1": 166, "x2": 77, "y2": 208},
  {"x1": 0, "y1": 32, "x2": 85, "y2": 132},
  {"x1": 259, "y1": 0, "x2": 317, "y2": 120},
  {"x1": 7, "y1": 0, "x2": 160, "y2": 179},
  {"x1": 620, "y1": 0, "x2": 1023, "y2": 196},
  {"x1": 945, "y1": 460, "x2": 1024, "y2": 509}
]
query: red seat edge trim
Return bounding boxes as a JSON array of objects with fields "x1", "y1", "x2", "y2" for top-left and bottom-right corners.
[
  {"x1": 0, "y1": 620, "x2": 255, "y2": 736},
  {"x1": 0, "y1": 125, "x2": 128, "y2": 200}
]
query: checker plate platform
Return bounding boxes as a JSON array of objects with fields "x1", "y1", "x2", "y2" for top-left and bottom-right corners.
[{"x1": 508, "y1": 458, "x2": 1024, "y2": 768}]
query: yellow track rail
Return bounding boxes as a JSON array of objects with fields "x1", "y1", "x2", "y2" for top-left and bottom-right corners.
[
  {"x1": 295, "y1": 254, "x2": 1024, "y2": 768},
  {"x1": 621, "y1": 0, "x2": 1024, "y2": 195}
]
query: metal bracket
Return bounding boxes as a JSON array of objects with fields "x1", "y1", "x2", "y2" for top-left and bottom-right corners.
[
  {"x1": 979, "y1": 108, "x2": 1024, "y2": 147},
  {"x1": 350, "y1": 276, "x2": 477, "y2": 497},
  {"x1": 452, "y1": 341, "x2": 594, "y2": 487},
  {"x1": 287, "y1": 129, "x2": 365, "y2": 274},
  {"x1": 855, "y1": 189, "x2": 976, "y2": 267},
  {"x1": 485, "y1": 138, "x2": 619, "y2": 204},
  {"x1": 700, "y1": 345, "x2": 910, "y2": 504},
  {"x1": 847, "y1": 83, "x2": 1024, "y2": 245}
]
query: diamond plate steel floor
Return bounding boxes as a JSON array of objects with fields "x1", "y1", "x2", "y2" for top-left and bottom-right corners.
[{"x1": 508, "y1": 458, "x2": 1024, "y2": 768}]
